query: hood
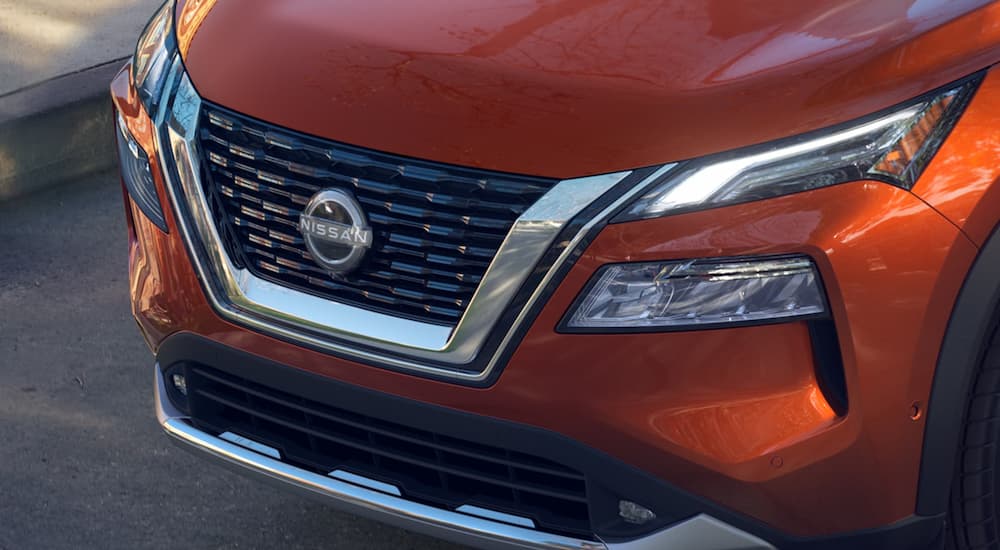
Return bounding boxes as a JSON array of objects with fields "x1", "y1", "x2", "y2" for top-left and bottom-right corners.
[{"x1": 177, "y1": 0, "x2": 1000, "y2": 179}]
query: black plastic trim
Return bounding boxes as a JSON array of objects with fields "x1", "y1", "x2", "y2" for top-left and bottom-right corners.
[
  {"x1": 809, "y1": 319, "x2": 849, "y2": 417},
  {"x1": 917, "y1": 223, "x2": 1000, "y2": 515},
  {"x1": 158, "y1": 332, "x2": 942, "y2": 549}
]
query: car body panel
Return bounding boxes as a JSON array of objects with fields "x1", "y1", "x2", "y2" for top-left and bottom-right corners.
[
  {"x1": 175, "y1": 0, "x2": 1000, "y2": 179},
  {"x1": 911, "y1": 67, "x2": 1000, "y2": 246}
]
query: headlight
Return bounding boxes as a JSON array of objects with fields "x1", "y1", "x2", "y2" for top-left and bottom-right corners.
[
  {"x1": 617, "y1": 76, "x2": 981, "y2": 221},
  {"x1": 132, "y1": 0, "x2": 177, "y2": 116},
  {"x1": 561, "y1": 256, "x2": 826, "y2": 331},
  {"x1": 116, "y1": 112, "x2": 168, "y2": 232}
]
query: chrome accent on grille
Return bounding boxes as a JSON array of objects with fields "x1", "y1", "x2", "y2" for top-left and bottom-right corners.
[{"x1": 158, "y1": 59, "x2": 674, "y2": 378}]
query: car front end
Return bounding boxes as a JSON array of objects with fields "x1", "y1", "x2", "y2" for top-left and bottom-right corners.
[{"x1": 113, "y1": 1, "x2": 1000, "y2": 548}]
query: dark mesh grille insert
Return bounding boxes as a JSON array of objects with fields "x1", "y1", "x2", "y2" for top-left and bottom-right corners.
[
  {"x1": 196, "y1": 105, "x2": 559, "y2": 324},
  {"x1": 186, "y1": 365, "x2": 594, "y2": 538}
]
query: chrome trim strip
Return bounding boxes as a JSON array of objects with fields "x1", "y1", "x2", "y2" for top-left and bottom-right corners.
[
  {"x1": 443, "y1": 170, "x2": 635, "y2": 365},
  {"x1": 218, "y1": 431, "x2": 282, "y2": 459},
  {"x1": 480, "y1": 164, "x2": 674, "y2": 375},
  {"x1": 155, "y1": 365, "x2": 774, "y2": 550},
  {"x1": 329, "y1": 470, "x2": 403, "y2": 497},
  {"x1": 157, "y1": 62, "x2": 674, "y2": 379},
  {"x1": 456, "y1": 505, "x2": 537, "y2": 529}
]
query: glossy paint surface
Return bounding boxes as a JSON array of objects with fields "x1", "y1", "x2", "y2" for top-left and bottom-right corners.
[
  {"x1": 560, "y1": 183, "x2": 977, "y2": 534},
  {"x1": 913, "y1": 67, "x2": 1000, "y2": 245},
  {"x1": 178, "y1": 0, "x2": 1000, "y2": 179},
  {"x1": 113, "y1": 60, "x2": 998, "y2": 534},
  {"x1": 112, "y1": 67, "x2": 191, "y2": 346}
]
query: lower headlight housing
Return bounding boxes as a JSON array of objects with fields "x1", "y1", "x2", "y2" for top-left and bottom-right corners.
[
  {"x1": 561, "y1": 256, "x2": 826, "y2": 331},
  {"x1": 116, "y1": 112, "x2": 168, "y2": 232}
]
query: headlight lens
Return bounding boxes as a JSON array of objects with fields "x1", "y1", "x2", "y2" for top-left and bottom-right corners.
[
  {"x1": 617, "y1": 76, "x2": 981, "y2": 221},
  {"x1": 562, "y1": 256, "x2": 825, "y2": 331},
  {"x1": 132, "y1": 0, "x2": 177, "y2": 116},
  {"x1": 116, "y1": 112, "x2": 168, "y2": 232}
]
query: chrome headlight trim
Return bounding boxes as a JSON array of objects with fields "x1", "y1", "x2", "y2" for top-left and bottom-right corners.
[{"x1": 155, "y1": 59, "x2": 674, "y2": 380}]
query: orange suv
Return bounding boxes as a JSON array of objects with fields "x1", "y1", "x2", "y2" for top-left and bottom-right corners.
[{"x1": 112, "y1": 1, "x2": 1000, "y2": 548}]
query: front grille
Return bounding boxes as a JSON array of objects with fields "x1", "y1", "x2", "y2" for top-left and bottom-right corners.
[
  {"x1": 186, "y1": 365, "x2": 593, "y2": 538},
  {"x1": 196, "y1": 105, "x2": 559, "y2": 324}
]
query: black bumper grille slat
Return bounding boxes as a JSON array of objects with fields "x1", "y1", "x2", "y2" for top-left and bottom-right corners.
[
  {"x1": 242, "y1": 244, "x2": 473, "y2": 307},
  {"x1": 219, "y1": 154, "x2": 463, "y2": 212},
  {"x1": 194, "y1": 367, "x2": 583, "y2": 482},
  {"x1": 198, "y1": 105, "x2": 558, "y2": 324},
  {"x1": 217, "y1": 174, "x2": 507, "y2": 248},
  {"x1": 241, "y1": 239, "x2": 481, "y2": 294},
  {"x1": 244, "y1": 255, "x2": 467, "y2": 313},
  {"x1": 217, "y1": 165, "x2": 511, "y2": 245},
  {"x1": 197, "y1": 389, "x2": 587, "y2": 503},
  {"x1": 187, "y1": 366, "x2": 592, "y2": 537}
]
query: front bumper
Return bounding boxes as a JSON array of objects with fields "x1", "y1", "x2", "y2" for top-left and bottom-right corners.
[
  {"x1": 154, "y1": 336, "x2": 775, "y2": 550},
  {"x1": 158, "y1": 376, "x2": 615, "y2": 550}
]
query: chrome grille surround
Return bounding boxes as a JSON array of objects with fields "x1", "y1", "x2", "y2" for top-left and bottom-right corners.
[{"x1": 155, "y1": 58, "x2": 674, "y2": 380}]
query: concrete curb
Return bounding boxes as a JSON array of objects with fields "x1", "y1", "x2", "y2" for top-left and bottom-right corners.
[{"x1": 0, "y1": 58, "x2": 127, "y2": 202}]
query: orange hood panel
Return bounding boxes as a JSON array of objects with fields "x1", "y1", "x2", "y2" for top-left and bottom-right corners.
[{"x1": 179, "y1": 0, "x2": 1000, "y2": 178}]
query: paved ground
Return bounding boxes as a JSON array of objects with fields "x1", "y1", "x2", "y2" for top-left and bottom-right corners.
[
  {"x1": 0, "y1": 0, "x2": 162, "y2": 96},
  {"x1": 0, "y1": 173, "x2": 465, "y2": 550}
]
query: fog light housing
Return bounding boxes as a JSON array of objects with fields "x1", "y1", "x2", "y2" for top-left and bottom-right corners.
[
  {"x1": 162, "y1": 365, "x2": 189, "y2": 413},
  {"x1": 171, "y1": 373, "x2": 187, "y2": 396},
  {"x1": 618, "y1": 500, "x2": 656, "y2": 525},
  {"x1": 561, "y1": 256, "x2": 826, "y2": 331}
]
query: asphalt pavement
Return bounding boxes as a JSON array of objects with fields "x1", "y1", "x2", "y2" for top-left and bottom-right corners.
[
  {"x1": 0, "y1": 173, "x2": 465, "y2": 550},
  {"x1": 0, "y1": 0, "x2": 162, "y2": 96}
]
